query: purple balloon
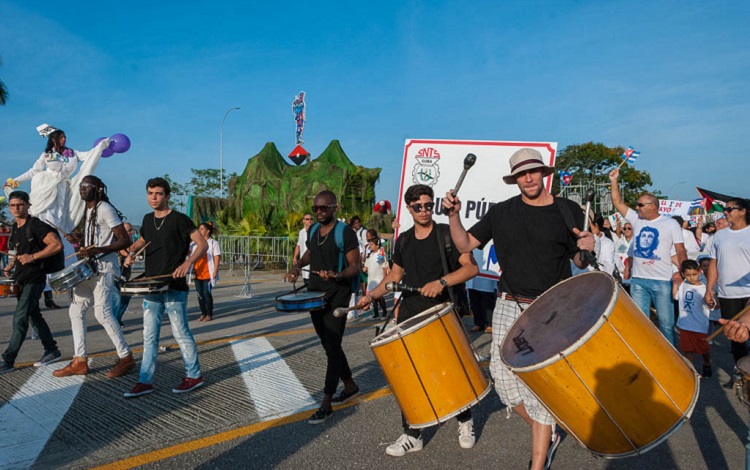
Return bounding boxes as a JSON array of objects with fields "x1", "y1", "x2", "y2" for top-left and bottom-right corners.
[
  {"x1": 93, "y1": 137, "x2": 115, "y2": 158},
  {"x1": 110, "y1": 133, "x2": 131, "y2": 153}
]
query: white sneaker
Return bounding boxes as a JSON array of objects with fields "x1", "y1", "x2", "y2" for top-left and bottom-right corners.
[
  {"x1": 458, "y1": 418, "x2": 476, "y2": 449},
  {"x1": 385, "y1": 433, "x2": 423, "y2": 457}
]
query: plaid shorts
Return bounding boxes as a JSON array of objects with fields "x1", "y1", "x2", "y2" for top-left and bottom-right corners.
[{"x1": 489, "y1": 298, "x2": 555, "y2": 425}]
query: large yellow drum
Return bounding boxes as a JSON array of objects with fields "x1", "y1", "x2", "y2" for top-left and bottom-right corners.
[
  {"x1": 500, "y1": 271, "x2": 699, "y2": 458},
  {"x1": 370, "y1": 303, "x2": 491, "y2": 428}
]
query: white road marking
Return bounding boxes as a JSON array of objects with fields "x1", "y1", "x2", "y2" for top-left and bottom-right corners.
[
  {"x1": 230, "y1": 337, "x2": 316, "y2": 420},
  {"x1": 0, "y1": 366, "x2": 85, "y2": 469}
]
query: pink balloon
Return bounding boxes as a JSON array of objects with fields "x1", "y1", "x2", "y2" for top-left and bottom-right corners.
[{"x1": 110, "y1": 133, "x2": 131, "y2": 153}]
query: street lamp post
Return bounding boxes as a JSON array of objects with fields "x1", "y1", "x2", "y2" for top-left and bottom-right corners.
[{"x1": 220, "y1": 107, "x2": 240, "y2": 198}]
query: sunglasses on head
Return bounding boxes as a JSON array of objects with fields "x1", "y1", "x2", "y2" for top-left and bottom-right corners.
[
  {"x1": 409, "y1": 202, "x2": 435, "y2": 213},
  {"x1": 311, "y1": 204, "x2": 336, "y2": 213}
]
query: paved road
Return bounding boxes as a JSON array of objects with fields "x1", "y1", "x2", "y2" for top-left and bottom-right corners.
[{"x1": 0, "y1": 271, "x2": 748, "y2": 469}]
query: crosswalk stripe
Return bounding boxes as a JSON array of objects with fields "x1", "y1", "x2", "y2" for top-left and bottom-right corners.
[
  {"x1": 230, "y1": 337, "x2": 317, "y2": 420},
  {"x1": 0, "y1": 366, "x2": 85, "y2": 470}
]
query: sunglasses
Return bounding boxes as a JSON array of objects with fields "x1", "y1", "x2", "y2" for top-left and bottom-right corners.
[
  {"x1": 636, "y1": 202, "x2": 654, "y2": 208},
  {"x1": 724, "y1": 206, "x2": 743, "y2": 213},
  {"x1": 409, "y1": 202, "x2": 435, "y2": 213},
  {"x1": 80, "y1": 182, "x2": 97, "y2": 189},
  {"x1": 303, "y1": 217, "x2": 313, "y2": 221},
  {"x1": 311, "y1": 204, "x2": 336, "y2": 213},
  {"x1": 624, "y1": 227, "x2": 632, "y2": 231}
]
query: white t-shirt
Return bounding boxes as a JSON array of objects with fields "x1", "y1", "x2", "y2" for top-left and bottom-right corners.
[
  {"x1": 297, "y1": 227, "x2": 310, "y2": 280},
  {"x1": 626, "y1": 208, "x2": 684, "y2": 281},
  {"x1": 364, "y1": 246, "x2": 388, "y2": 283},
  {"x1": 355, "y1": 226, "x2": 368, "y2": 254},
  {"x1": 682, "y1": 229, "x2": 701, "y2": 254},
  {"x1": 84, "y1": 201, "x2": 122, "y2": 275},
  {"x1": 708, "y1": 225, "x2": 750, "y2": 298},
  {"x1": 612, "y1": 233, "x2": 632, "y2": 255},
  {"x1": 595, "y1": 235, "x2": 616, "y2": 277},
  {"x1": 675, "y1": 282, "x2": 710, "y2": 333}
]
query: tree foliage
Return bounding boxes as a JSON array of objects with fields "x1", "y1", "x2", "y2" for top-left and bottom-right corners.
[
  {"x1": 162, "y1": 173, "x2": 188, "y2": 211},
  {"x1": 552, "y1": 142, "x2": 655, "y2": 207},
  {"x1": 188, "y1": 168, "x2": 236, "y2": 197},
  {"x1": 0, "y1": 56, "x2": 7, "y2": 105}
]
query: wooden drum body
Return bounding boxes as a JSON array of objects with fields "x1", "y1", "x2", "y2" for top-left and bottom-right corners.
[
  {"x1": 500, "y1": 271, "x2": 699, "y2": 458},
  {"x1": 0, "y1": 279, "x2": 19, "y2": 297},
  {"x1": 370, "y1": 302, "x2": 490, "y2": 429}
]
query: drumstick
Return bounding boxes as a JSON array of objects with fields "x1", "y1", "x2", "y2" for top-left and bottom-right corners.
[
  {"x1": 385, "y1": 282, "x2": 422, "y2": 294},
  {"x1": 46, "y1": 222, "x2": 70, "y2": 237},
  {"x1": 332, "y1": 305, "x2": 360, "y2": 318},
  {"x1": 706, "y1": 304, "x2": 750, "y2": 342},
  {"x1": 452, "y1": 153, "x2": 477, "y2": 197},
  {"x1": 133, "y1": 241, "x2": 151, "y2": 257},
  {"x1": 65, "y1": 245, "x2": 97, "y2": 259}
]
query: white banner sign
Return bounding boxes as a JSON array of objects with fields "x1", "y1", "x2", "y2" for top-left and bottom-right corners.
[
  {"x1": 658, "y1": 199, "x2": 692, "y2": 217},
  {"x1": 396, "y1": 139, "x2": 558, "y2": 279}
]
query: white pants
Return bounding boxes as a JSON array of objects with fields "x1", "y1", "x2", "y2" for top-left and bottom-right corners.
[{"x1": 69, "y1": 273, "x2": 130, "y2": 358}]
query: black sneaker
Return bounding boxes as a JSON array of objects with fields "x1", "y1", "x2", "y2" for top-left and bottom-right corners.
[
  {"x1": 308, "y1": 407, "x2": 333, "y2": 425},
  {"x1": 34, "y1": 350, "x2": 62, "y2": 367},
  {"x1": 332, "y1": 386, "x2": 360, "y2": 405},
  {"x1": 0, "y1": 362, "x2": 14, "y2": 375},
  {"x1": 703, "y1": 365, "x2": 713, "y2": 378}
]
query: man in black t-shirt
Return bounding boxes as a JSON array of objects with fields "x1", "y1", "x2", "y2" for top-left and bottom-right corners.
[
  {"x1": 1, "y1": 191, "x2": 62, "y2": 374},
  {"x1": 442, "y1": 148, "x2": 595, "y2": 470},
  {"x1": 358, "y1": 184, "x2": 478, "y2": 457},
  {"x1": 121, "y1": 177, "x2": 207, "y2": 398},
  {"x1": 286, "y1": 190, "x2": 361, "y2": 425}
]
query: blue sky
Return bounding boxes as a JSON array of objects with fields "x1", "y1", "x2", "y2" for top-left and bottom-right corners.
[{"x1": 1, "y1": 1, "x2": 748, "y2": 223}]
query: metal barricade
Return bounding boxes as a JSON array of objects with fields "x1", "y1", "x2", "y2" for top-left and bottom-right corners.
[{"x1": 217, "y1": 236, "x2": 292, "y2": 276}]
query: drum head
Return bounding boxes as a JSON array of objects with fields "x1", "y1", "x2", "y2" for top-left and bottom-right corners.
[
  {"x1": 501, "y1": 271, "x2": 616, "y2": 369},
  {"x1": 277, "y1": 292, "x2": 325, "y2": 301},
  {"x1": 371, "y1": 302, "x2": 452, "y2": 346},
  {"x1": 0, "y1": 279, "x2": 15, "y2": 285},
  {"x1": 738, "y1": 356, "x2": 750, "y2": 376}
]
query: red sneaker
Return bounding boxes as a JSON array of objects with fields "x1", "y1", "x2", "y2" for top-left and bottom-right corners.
[
  {"x1": 124, "y1": 382, "x2": 154, "y2": 398},
  {"x1": 172, "y1": 377, "x2": 204, "y2": 394}
]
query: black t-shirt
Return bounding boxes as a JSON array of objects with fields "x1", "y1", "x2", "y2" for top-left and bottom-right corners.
[
  {"x1": 140, "y1": 211, "x2": 197, "y2": 291},
  {"x1": 10, "y1": 218, "x2": 55, "y2": 285},
  {"x1": 468, "y1": 195, "x2": 582, "y2": 297},
  {"x1": 392, "y1": 224, "x2": 453, "y2": 322},
  {"x1": 306, "y1": 221, "x2": 360, "y2": 308}
]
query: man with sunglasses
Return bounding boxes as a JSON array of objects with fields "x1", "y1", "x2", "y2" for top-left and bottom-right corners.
[
  {"x1": 442, "y1": 148, "x2": 594, "y2": 470},
  {"x1": 286, "y1": 191, "x2": 361, "y2": 425},
  {"x1": 358, "y1": 184, "x2": 479, "y2": 457},
  {"x1": 293, "y1": 213, "x2": 314, "y2": 285},
  {"x1": 609, "y1": 168, "x2": 686, "y2": 348}
]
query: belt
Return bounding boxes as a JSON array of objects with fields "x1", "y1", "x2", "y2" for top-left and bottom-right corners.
[{"x1": 497, "y1": 292, "x2": 536, "y2": 304}]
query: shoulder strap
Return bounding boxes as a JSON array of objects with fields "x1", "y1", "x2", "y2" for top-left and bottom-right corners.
[
  {"x1": 554, "y1": 197, "x2": 578, "y2": 234},
  {"x1": 334, "y1": 221, "x2": 346, "y2": 271},
  {"x1": 309, "y1": 223, "x2": 320, "y2": 241},
  {"x1": 434, "y1": 224, "x2": 457, "y2": 305}
]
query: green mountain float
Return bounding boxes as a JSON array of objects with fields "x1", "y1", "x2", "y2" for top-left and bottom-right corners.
[{"x1": 193, "y1": 140, "x2": 382, "y2": 237}]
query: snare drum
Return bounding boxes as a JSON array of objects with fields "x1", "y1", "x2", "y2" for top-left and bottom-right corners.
[
  {"x1": 370, "y1": 302, "x2": 490, "y2": 428},
  {"x1": 275, "y1": 291, "x2": 327, "y2": 312},
  {"x1": 0, "y1": 279, "x2": 19, "y2": 297},
  {"x1": 735, "y1": 356, "x2": 750, "y2": 407},
  {"x1": 49, "y1": 258, "x2": 96, "y2": 292},
  {"x1": 120, "y1": 279, "x2": 170, "y2": 296},
  {"x1": 500, "y1": 271, "x2": 699, "y2": 458}
]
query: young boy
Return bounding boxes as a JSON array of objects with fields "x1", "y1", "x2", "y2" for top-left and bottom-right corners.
[{"x1": 673, "y1": 259, "x2": 712, "y2": 377}]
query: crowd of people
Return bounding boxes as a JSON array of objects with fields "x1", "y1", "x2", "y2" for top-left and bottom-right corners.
[{"x1": 1, "y1": 134, "x2": 748, "y2": 467}]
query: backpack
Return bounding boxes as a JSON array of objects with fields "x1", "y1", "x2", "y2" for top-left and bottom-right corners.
[
  {"x1": 396, "y1": 223, "x2": 472, "y2": 317},
  {"x1": 309, "y1": 221, "x2": 359, "y2": 294},
  {"x1": 11, "y1": 217, "x2": 66, "y2": 275}
]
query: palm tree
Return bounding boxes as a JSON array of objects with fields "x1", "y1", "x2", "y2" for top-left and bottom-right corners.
[{"x1": 0, "y1": 56, "x2": 8, "y2": 105}]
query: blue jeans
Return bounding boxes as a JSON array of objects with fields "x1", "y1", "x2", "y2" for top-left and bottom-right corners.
[
  {"x1": 630, "y1": 278, "x2": 676, "y2": 346},
  {"x1": 194, "y1": 279, "x2": 213, "y2": 317},
  {"x1": 140, "y1": 290, "x2": 200, "y2": 384}
]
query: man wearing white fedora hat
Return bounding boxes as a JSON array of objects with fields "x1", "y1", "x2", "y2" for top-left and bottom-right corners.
[{"x1": 442, "y1": 147, "x2": 595, "y2": 470}]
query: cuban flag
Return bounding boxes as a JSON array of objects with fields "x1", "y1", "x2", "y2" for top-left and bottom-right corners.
[
  {"x1": 621, "y1": 146, "x2": 640, "y2": 164},
  {"x1": 558, "y1": 170, "x2": 573, "y2": 186}
]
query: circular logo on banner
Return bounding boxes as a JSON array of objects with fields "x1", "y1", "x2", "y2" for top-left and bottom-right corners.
[{"x1": 412, "y1": 147, "x2": 441, "y2": 186}]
